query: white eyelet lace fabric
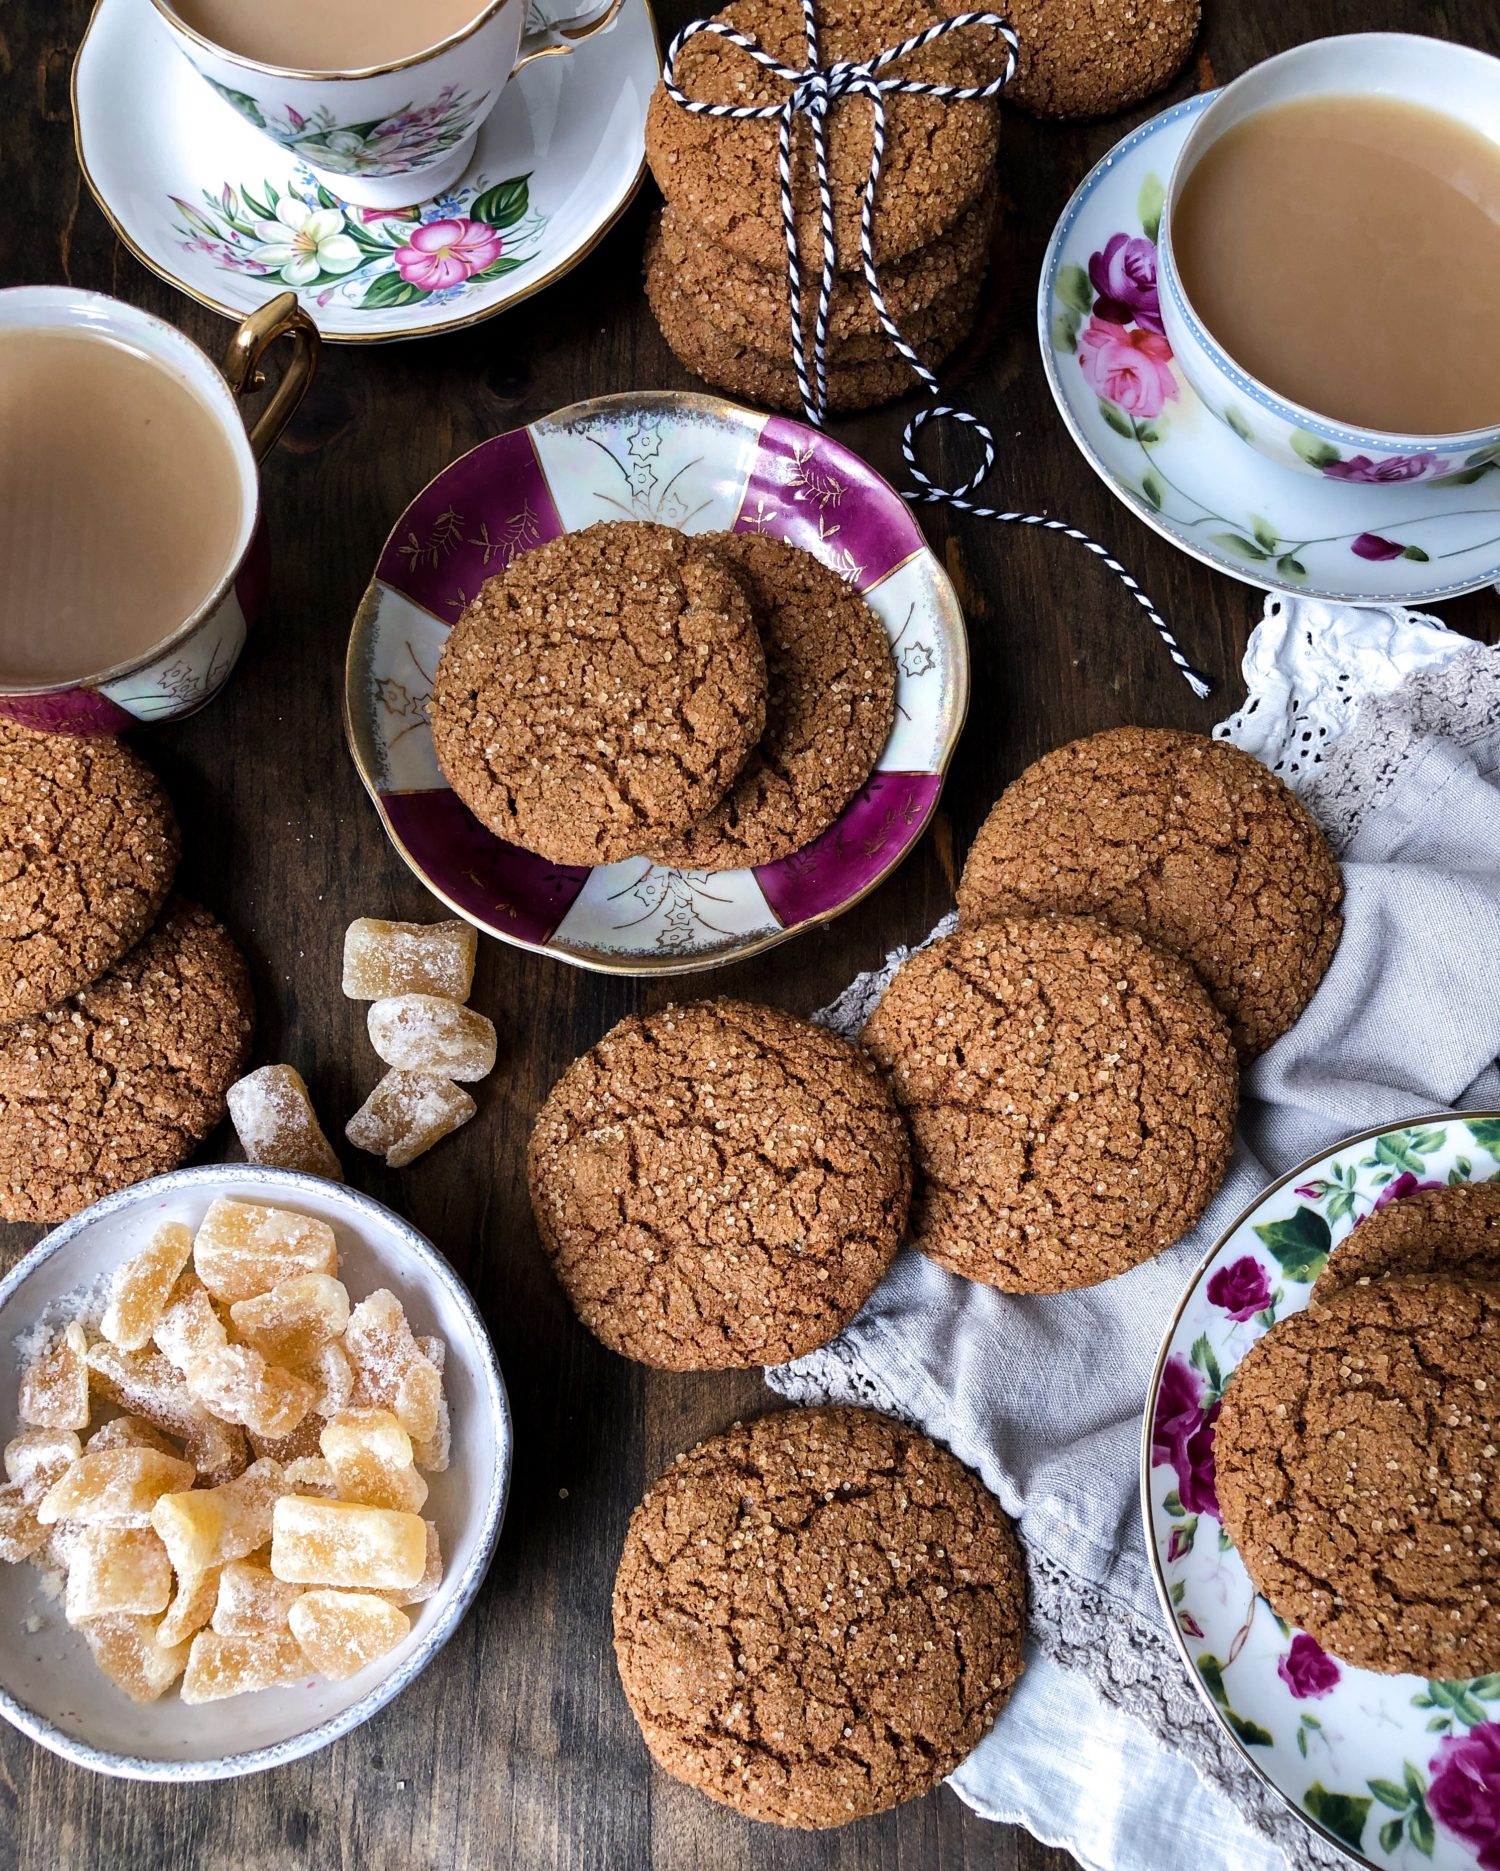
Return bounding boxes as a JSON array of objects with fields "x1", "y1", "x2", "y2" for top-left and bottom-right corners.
[{"x1": 766, "y1": 595, "x2": 1500, "y2": 1871}]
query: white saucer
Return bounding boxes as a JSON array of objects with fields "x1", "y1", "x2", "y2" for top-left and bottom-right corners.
[
  {"x1": 1039, "y1": 94, "x2": 1500, "y2": 604},
  {"x1": 72, "y1": 0, "x2": 658, "y2": 343}
]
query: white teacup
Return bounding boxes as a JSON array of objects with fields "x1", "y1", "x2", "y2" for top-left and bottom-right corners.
[
  {"x1": 1157, "y1": 34, "x2": 1500, "y2": 486},
  {"x1": 150, "y1": 0, "x2": 624, "y2": 210}
]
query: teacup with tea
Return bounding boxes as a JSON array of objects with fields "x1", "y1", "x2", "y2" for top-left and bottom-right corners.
[
  {"x1": 0, "y1": 286, "x2": 316, "y2": 734},
  {"x1": 1156, "y1": 34, "x2": 1500, "y2": 485}
]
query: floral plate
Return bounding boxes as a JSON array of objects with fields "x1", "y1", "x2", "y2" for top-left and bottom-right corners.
[
  {"x1": 71, "y1": 0, "x2": 658, "y2": 342},
  {"x1": 1040, "y1": 95, "x2": 1500, "y2": 603},
  {"x1": 343, "y1": 391, "x2": 968, "y2": 973},
  {"x1": 1144, "y1": 1112, "x2": 1500, "y2": 1870}
]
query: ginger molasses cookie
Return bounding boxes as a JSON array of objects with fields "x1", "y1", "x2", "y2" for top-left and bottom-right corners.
[
  {"x1": 429, "y1": 521, "x2": 765, "y2": 869},
  {"x1": 612, "y1": 1405, "x2": 1026, "y2": 1826},
  {"x1": 0, "y1": 898, "x2": 253, "y2": 1223},
  {"x1": 528, "y1": 999, "x2": 910, "y2": 1368},
  {"x1": 647, "y1": 533, "x2": 895, "y2": 870},
  {"x1": 1002, "y1": 0, "x2": 1199, "y2": 119},
  {"x1": 1311, "y1": 1180, "x2": 1500, "y2": 1302},
  {"x1": 862, "y1": 915, "x2": 1237, "y2": 1292},
  {"x1": 957, "y1": 729, "x2": 1343, "y2": 1060},
  {"x1": 650, "y1": 190, "x2": 996, "y2": 362},
  {"x1": 0, "y1": 723, "x2": 179, "y2": 1025},
  {"x1": 1215, "y1": 1277, "x2": 1500, "y2": 1677},
  {"x1": 646, "y1": 0, "x2": 1007, "y2": 272}
]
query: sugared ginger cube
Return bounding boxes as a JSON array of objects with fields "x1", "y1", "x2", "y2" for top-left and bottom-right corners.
[
  {"x1": 230, "y1": 1274, "x2": 349, "y2": 1367},
  {"x1": 150, "y1": 1458, "x2": 288, "y2": 1575},
  {"x1": 342, "y1": 917, "x2": 476, "y2": 1003},
  {"x1": 37, "y1": 1448, "x2": 195, "y2": 1529},
  {"x1": 152, "y1": 1268, "x2": 227, "y2": 1373},
  {"x1": 345, "y1": 1291, "x2": 447, "y2": 1457},
  {"x1": 378, "y1": 1519, "x2": 443, "y2": 1606},
  {"x1": 193, "y1": 1198, "x2": 338, "y2": 1304},
  {"x1": 85, "y1": 1417, "x2": 176, "y2": 1459},
  {"x1": 5, "y1": 1428, "x2": 81, "y2": 1496},
  {"x1": 320, "y1": 1409, "x2": 427, "y2": 1514},
  {"x1": 86, "y1": 1341, "x2": 247, "y2": 1486},
  {"x1": 186, "y1": 1343, "x2": 316, "y2": 1440},
  {"x1": 367, "y1": 995, "x2": 496, "y2": 1082},
  {"x1": 101, "y1": 1221, "x2": 193, "y2": 1352},
  {"x1": 19, "y1": 1322, "x2": 90, "y2": 1430},
  {"x1": 282, "y1": 1456, "x2": 339, "y2": 1499},
  {"x1": 289, "y1": 1590, "x2": 409, "y2": 1681},
  {"x1": 270, "y1": 1495, "x2": 426, "y2": 1591},
  {"x1": 0, "y1": 1488, "x2": 47, "y2": 1564},
  {"x1": 84, "y1": 1614, "x2": 190, "y2": 1702},
  {"x1": 212, "y1": 1559, "x2": 303, "y2": 1635},
  {"x1": 227, "y1": 1065, "x2": 343, "y2": 1181},
  {"x1": 345, "y1": 1071, "x2": 475, "y2": 1169},
  {"x1": 65, "y1": 1526, "x2": 173, "y2": 1625},
  {"x1": 181, "y1": 1630, "x2": 308, "y2": 1703},
  {"x1": 156, "y1": 1566, "x2": 220, "y2": 1648}
]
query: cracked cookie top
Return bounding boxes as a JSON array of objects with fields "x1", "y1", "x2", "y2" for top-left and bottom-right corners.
[
  {"x1": 1313, "y1": 1181, "x2": 1500, "y2": 1303},
  {"x1": 429, "y1": 520, "x2": 766, "y2": 869},
  {"x1": 956, "y1": 728, "x2": 1343, "y2": 1060},
  {"x1": 527, "y1": 998, "x2": 911, "y2": 1368},
  {"x1": 0, "y1": 722, "x2": 180, "y2": 1024},
  {"x1": 0, "y1": 897, "x2": 253, "y2": 1224},
  {"x1": 862, "y1": 914, "x2": 1237, "y2": 1292},
  {"x1": 612, "y1": 1404, "x2": 1026, "y2": 1826},
  {"x1": 645, "y1": 532, "x2": 896, "y2": 871},
  {"x1": 1215, "y1": 1276, "x2": 1500, "y2": 1677}
]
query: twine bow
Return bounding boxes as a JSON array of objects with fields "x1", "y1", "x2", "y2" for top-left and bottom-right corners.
[{"x1": 662, "y1": 1, "x2": 1214, "y2": 697}]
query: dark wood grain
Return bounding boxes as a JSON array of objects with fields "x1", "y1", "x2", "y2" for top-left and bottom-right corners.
[{"x1": 2, "y1": 0, "x2": 1497, "y2": 1864}]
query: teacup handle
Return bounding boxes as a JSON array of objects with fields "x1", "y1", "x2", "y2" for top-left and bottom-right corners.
[
  {"x1": 221, "y1": 292, "x2": 320, "y2": 463},
  {"x1": 514, "y1": 0, "x2": 625, "y2": 72}
]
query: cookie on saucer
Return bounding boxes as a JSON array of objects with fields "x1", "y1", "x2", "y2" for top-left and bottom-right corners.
[
  {"x1": 0, "y1": 723, "x2": 179, "y2": 1025},
  {"x1": 1215, "y1": 1276, "x2": 1500, "y2": 1677},
  {"x1": 429, "y1": 521, "x2": 765, "y2": 868},
  {"x1": 1311, "y1": 1180, "x2": 1500, "y2": 1302},
  {"x1": 612, "y1": 1404, "x2": 1026, "y2": 1826},
  {"x1": 528, "y1": 999, "x2": 911, "y2": 1368},
  {"x1": 862, "y1": 915, "x2": 1237, "y2": 1292},
  {"x1": 647, "y1": 532, "x2": 896, "y2": 871},
  {"x1": 957, "y1": 729, "x2": 1343, "y2": 1059},
  {"x1": 0, "y1": 899, "x2": 253, "y2": 1224},
  {"x1": 1002, "y1": 0, "x2": 1200, "y2": 119}
]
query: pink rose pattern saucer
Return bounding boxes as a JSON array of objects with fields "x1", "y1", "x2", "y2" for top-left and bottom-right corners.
[
  {"x1": 1145, "y1": 1113, "x2": 1500, "y2": 1870},
  {"x1": 345, "y1": 392, "x2": 968, "y2": 974}
]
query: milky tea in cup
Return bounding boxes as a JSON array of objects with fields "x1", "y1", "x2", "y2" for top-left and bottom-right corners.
[{"x1": 172, "y1": 0, "x2": 488, "y2": 71}]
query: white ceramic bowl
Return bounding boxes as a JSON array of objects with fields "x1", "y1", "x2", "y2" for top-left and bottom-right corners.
[{"x1": 0, "y1": 1164, "x2": 510, "y2": 1780}]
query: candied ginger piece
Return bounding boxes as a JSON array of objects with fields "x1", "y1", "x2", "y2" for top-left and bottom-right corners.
[
  {"x1": 0, "y1": 1486, "x2": 48, "y2": 1564},
  {"x1": 101, "y1": 1221, "x2": 194, "y2": 1352},
  {"x1": 153, "y1": 1268, "x2": 227, "y2": 1373},
  {"x1": 289, "y1": 1590, "x2": 409, "y2": 1681},
  {"x1": 230, "y1": 1274, "x2": 350, "y2": 1367},
  {"x1": 182, "y1": 1630, "x2": 307, "y2": 1703},
  {"x1": 228, "y1": 1065, "x2": 343, "y2": 1181},
  {"x1": 345, "y1": 1071, "x2": 475, "y2": 1170},
  {"x1": 270, "y1": 1496, "x2": 426, "y2": 1590},
  {"x1": 85, "y1": 1417, "x2": 177, "y2": 1458},
  {"x1": 38, "y1": 1448, "x2": 195, "y2": 1528},
  {"x1": 282, "y1": 1456, "x2": 339, "y2": 1499},
  {"x1": 377, "y1": 1520, "x2": 443, "y2": 1607},
  {"x1": 84, "y1": 1614, "x2": 189, "y2": 1702},
  {"x1": 212, "y1": 1559, "x2": 303, "y2": 1636},
  {"x1": 342, "y1": 917, "x2": 476, "y2": 1003},
  {"x1": 86, "y1": 1341, "x2": 248, "y2": 1485},
  {"x1": 5, "y1": 1428, "x2": 81, "y2": 1496},
  {"x1": 186, "y1": 1343, "x2": 316, "y2": 1440},
  {"x1": 194, "y1": 1198, "x2": 339, "y2": 1304},
  {"x1": 320, "y1": 1410, "x2": 428, "y2": 1515},
  {"x1": 65, "y1": 1526, "x2": 173, "y2": 1624},
  {"x1": 305, "y1": 1341, "x2": 354, "y2": 1419},
  {"x1": 151, "y1": 1458, "x2": 288, "y2": 1575},
  {"x1": 157, "y1": 1566, "x2": 220, "y2": 1648},
  {"x1": 367, "y1": 995, "x2": 497, "y2": 1083},
  {"x1": 19, "y1": 1322, "x2": 90, "y2": 1430},
  {"x1": 247, "y1": 1416, "x2": 326, "y2": 1464}
]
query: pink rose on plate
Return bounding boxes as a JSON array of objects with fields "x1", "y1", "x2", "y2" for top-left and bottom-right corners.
[
  {"x1": 394, "y1": 217, "x2": 503, "y2": 291},
  {"x1": 1151, "y1": 1355, "x2": 1220, "y2": 1519},
  {"x1": 1323, "y1": 450, "x2": 1448, "y2": 484},
  {"x1": 1078, "y1": 318, "x2": 1178, "y2": 420},
  {"x1": 1087, "y1": 231, "x2": 1164, "y2": 332},
  {"x1": 1206, "y1": 1254, "x2": 1272, "y2": 1322},
  {"x1": 1429, "y1": 1722, "x2": 1500, "y2": 1870},
  {"x1": 1369, "y1": 1169, "x2": 1445, "y2": 1214},
  {"x1": 1276, "y1": 1633, "x2": 1340, "y2": 1699}
]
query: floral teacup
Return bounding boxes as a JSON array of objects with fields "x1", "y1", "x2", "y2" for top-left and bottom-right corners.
[
  {"x1": 0, "y1": 286, "x2": 315, "y2": 736},
  {"x1": 150, "y1": 0, "x2": 624, "y2": 211},
  {"x1": 1157, "y1": 34, "x2": 1500, "y2": 486}
]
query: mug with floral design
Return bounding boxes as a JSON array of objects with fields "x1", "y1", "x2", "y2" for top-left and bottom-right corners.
[
  {"x1": 1156, "y1": 34, "x2": 1500, "y2": 485},
  {"x1": 0, "y1": 286, "x2": 316, "y2": 736},
  {"x1": 150, "y1": 0, "x2": 624, "y2": 212}
]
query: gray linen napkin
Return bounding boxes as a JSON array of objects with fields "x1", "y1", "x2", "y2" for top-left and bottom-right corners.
[{"x1": 767, "y1": 600, "x2": 1500, "y2": 1871}]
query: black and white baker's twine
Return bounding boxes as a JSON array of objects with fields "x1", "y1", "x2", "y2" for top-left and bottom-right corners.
[{"x1": 662, "y1": 1, "x2": 1215, "y2": 698}]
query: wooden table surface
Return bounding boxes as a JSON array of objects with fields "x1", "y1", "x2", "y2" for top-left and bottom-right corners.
[{"x1": 3, "y1": 0, "x2": 1497, "y2": 1864}]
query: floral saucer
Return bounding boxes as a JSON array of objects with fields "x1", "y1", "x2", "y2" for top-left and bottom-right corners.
[
  {"x1": 71, "y1": 0, "x2": 658, "y2": 342},
  {"x1": 1144, "y1": 1113, "x2": 1500, "y2": 1870},
  {"x1": 344, "y1": 391, "x2": 968, "y2": 973},
  {"x1": 1040, "y1": 95, "x2": 1500, "y2": 603}
]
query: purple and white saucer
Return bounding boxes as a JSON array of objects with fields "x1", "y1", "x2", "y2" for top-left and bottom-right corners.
[{"x1": 344, "y1": 391, "x2": 969, "y2": 973}]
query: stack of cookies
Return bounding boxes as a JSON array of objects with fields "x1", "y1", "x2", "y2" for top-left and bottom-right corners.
[
  {"x1": 430, "y1": 518, "x2": 895, "y2": 870},
  {"x1": 0, "y1": 723, "x2": 253, "y2": 1224},
  {"x1": 642, "y1": 0, "x2": 1009, "y2": 414}
]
